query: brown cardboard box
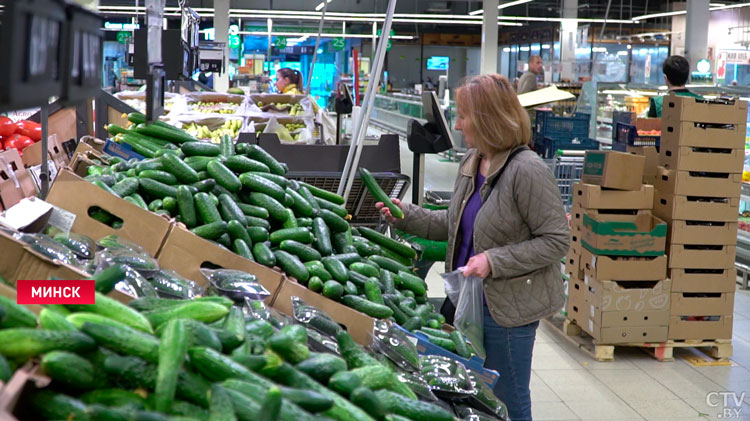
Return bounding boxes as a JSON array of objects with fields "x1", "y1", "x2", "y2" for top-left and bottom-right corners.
[
  {"x1": 272, "y1": 279, "x2": 377, "y2": 345},
  {"x1": 669, "y1": 268, "x2": 737, "y2": 293},
  {"x1": 653, "y1": 193, "x2": 740, "y2": 223},
  {"x1": 668, "y1": 245, "x2": 736, "y2": 269},
  {"x1": 581, "y1": 151, "x2": 646, "y2": 191},
  {"x1": 0, "y1": 230, "x2": 90, "y2": 286},
  {"x1": 588, "y1": 304, "x2": 669, "y2": 327},
  {"x1": 570, "y1": 205, "x2": 639, "y2": 230},
  {"x1": 627, "y1": 146, "x2": 659, "y2": 181},
  {"x1": 670, "y1": 292, "x2": 735, "y2": 316},
  {"x1": 659, "y1": 146, "x2": 744, "y2": 174},
  {"x1": 0, "y1": 149, "x2": 37, "y2": 211},
  {"x1": 661, "y1": 120, "x2": 746, "y2": 150},
  {"x1": 583, "y1": 274, "x2": 671, "y2": 312},
  {"x1": 565, "y1": 249, "x2": 582, "y2": 280},
  {"x1": 654, "y1": 167, "x2": 742, "y2": 198},
  {"x1": 566, "y1": 278, "x2": 587, "y2": 324},
  {"x1": 570, "y1": 229, "x2": 582, "y2": 252},
  {"x1": 581, "y1": 210, "x2": 667, "y2": 257},
  {"x1": 156, "y1": 224, "x2": 285, "y2": 304},
  {"x1": 580, "y1": 247, "x2": 667, "y2": 281},
  {"x1": 584, "y1": 321, "x2": 668, "y2": 344},
  {"x1": 572, "y1": 183, "x2": 654, "y2": 210},
  {"x1": 662, "y1": 94, "x2": 748, "y2": 125},
  {"x1": 46, "y1": 169, "x2": 172, "y2": 257},
  {"x1": 668, "y1": 315, "x2": 733, "y2": 340},
  {"x1": 667, "y1": 220, "x2": 738, "y2": 246},
  {"x1": 21, "y1": 135, "x2": 67, "y2": 170}
]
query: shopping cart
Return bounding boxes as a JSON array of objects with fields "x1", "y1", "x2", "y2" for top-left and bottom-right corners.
[{"x1": 545, "y1": 151, "x2": 585, "y2": 211}]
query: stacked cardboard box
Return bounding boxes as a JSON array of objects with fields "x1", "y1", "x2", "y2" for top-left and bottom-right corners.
[
  {"x1": 653, "y1": 94, "x2": 746, "y2": 341},
  {"x1": 566, "y1": 151, "x2": 670, "y2": 343}
]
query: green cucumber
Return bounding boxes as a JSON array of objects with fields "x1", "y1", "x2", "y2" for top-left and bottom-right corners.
[
  {"x1": 135, "y1": 158, "x2": 165, "y2": 173},
  {"x1": 66, "y1": 312, "x2": 132, "y2": 331},
  {"x1": 380, "y1": 247, "x2": 413, "y2": 268},
  {"x1": 220, "y1": 134, "x2": 235, "y2": 157},
  {"x1": 280, "y1": 240, "x2": 322, "y2": 262},
  {"x1": 321, "y1": 257, "x2": 348, "y2": 283},
  {"x1": 176, "y1": 185, "x2": 199, "y2": 228},
  {"x1": 162, "y1": 196, "x2": 178, "y2": 212},
  {"x1": 182, "y1": 141, "x2": 222, "y2": 157},
  {"x1": 209, "y1": 384, "x2": 237, "y2": 421},
  {"x1": 191, "y1": 178, "x2": 216, "y2": 192},
  {"x1": 219, "y1": 194, "x2": 247, "y2": 226},
  {"x1": 252, "y1": 172, "x2": 289, "y2": 189},
  {"x1": 245, "y1": 216, "x2": 271, "y2": 230},
  {"x1": 317, "y1": 209, "x2": 349, "y2": 233},
  {"x1": 247, "y1": 226, "x2": 270, "y2": 243},
  {"x1": 135, "y1": 123, "x2": 197, "y2": 144},
  {"x1": 111, "y1": 177, "x2": 140, "y2": 197},
  {"x1": 397, "y1": 271, "x2": 427, "y2": 296},
  {"x1": 332, "y1": 253, "x2": 363, "y2": 266},
  {"x1": 350, "y1": 387, "x2": 387, "y2": 421},
  {"x1": 342, "y1": 296, "x2": 393, "y2": 319},
  {"x1": 142, "y1": 301, "x2": 229, "y2": 329},
  {"x1": 139, "y1": 169, "x2": 178, "y2": 185},
  {"x1": 286, "y1": 188, "x2": 314, "y2": 217},
  {"x1": 328, "y1": 371, "x2": 362, "y2": 397},
  {"x1": 240, "y1": 173, "x2": 286, "y2": 203},
  {"x1": 451, "y1": 330, "x2": 472, "y2": 358},
  {"x1": 359, "y1": 227, "x2": 417, "y2": 260},
  {"x1": 225, "y1": 388, "x2": 262, "y2": 421},
  {"x1": 360, "y1": 168, "x2": 403, "y2": 218},
  {"x1": 419, "y1": 331, "x2": 455, "y2": 351},
  {"x1": 80, "y1": 389, "x2": 148, "y2": 409},
  {"x1": 312, "y1": 217, "x2": 333, "y2": 257},
  {"x1": 248, "y1": 192, "x2": 288, "y2": 221},
  {"x1": 188, "y1": 346, "x2": 262, "y2": 382},
  {"x1": 282, "y1": 209, "x2": 298, "y2": 229},
  {"x1": 270, "y1": 227, "x2": 313, "y2": 244},
  {"x1": 336, "y1": 330, "x2": 380, "y2": 369},
  {"x1": 419, "y1": 326, "x2": 451, "y2": 340},
  {"x1": 0, "y1": 296, "x2": 36, "y2": 328},
  {"x1": 208, "y1": 161, "x2": 242, "y2": 192},
  {"x1": 148, "y1": 199, "x2": 163, "y2": 212},
  {"x1": 308, "y1": 276, "x2": 324, "y2": 291},
  {"x1": 0, "y1": 328, "x2": 94, "y2": 358},
  {"x1": 364, "y1": 279, "x2": 385, "y2": 305},
  {"x1": 194, "y1": 192, "x2": 223, "y2": 224},
  {"x1": 224, "y1": 155, "x2": 270, "y2": 173},
  {"x1": 253, "y1": 242, "x2": 276, "y2": 267},
  {"x1": 332, "y1": 231, "x2": 353, "y2": 254},
  {"x1": 154, "y1": 319, "x2": 190, "y2": 412},
  {"x1": 237, "y1": 202, "x2": 269, "y2": 219},
  {"x1": 295, "y1": 352, "x2": 347, "y2": 384},
  {"x1": 352, "y1": 237, "x2": 382, "y2": 257},
  {"x1": 41, "y1": 351, "x2": 96, "y2": 390},
  {"x1": 296, "y1": 217, "x2": 313, "y2": 227},
  {"x1": 315, "y1": 197, "x2": 349, "y2": 219},
  {"x1": 368, "y1": 255, "x2": 410, "y2": 274},
  {"x1": 81, "y1": 321, "x2": 160, "y2": 362},
  {"x1": 304, "y1": 261, "x2": 332, "y2": 281},
  {"x1": 161, "y1": 153, "x2": 200, "y2": 184},
  {"x1": 344, "y1": 281, "x2": 358, "y2": 296},
  {"x1": 191, "y1": 221, "x2": 228, "y2": 240},
  {"x1": 374, "y1": 390, "x2": 453, "y2": 421},
  {"x1": 298, "y1": 186, "x2": 320, "y2": 212},
  {"x1": 247, "y1": 144, "x2": 286, "y2": 175},
  {"x1": 301, "y1": 182, "x2": 345, "y2": 205},
  {"x1": 30, "y1": 391, "x2": 88, "y2": 421},
  {"x1": 380, "y1": 271, "x2": 397, "y2": 295},
  {"x1": 322, "y1": 280, "x2": 344, "y2": 301},
  {"x1": 383, "y1": 297, "x2": 408, "y2": 325},
  {"x1": 184, "y1": 156, "x2": 219, "y2": 172},
  {"x1": 347, "y1": 271, "x2": 370, "y2": 291},
  {"x1": 350, "y1": 262, "x2": 380, "y2": 278},
  {"x1": 228, "y1": 219, "x2": 252, "y2": 244},
  {"x1": 139, "y1": 178, "x2": 178, "y2": 199},
  {"x1": 274, "y1": 250, "x2": 310, "y2": 282},
  {"x1": 67, "y1": 292, "x2": 152, "y2": 333},
  {"x1": 280, "y1": 386, "x2": 334, "y2": 414},
  {"x1": 39, "y1": 308, "x2": 76, "y2": 331}
]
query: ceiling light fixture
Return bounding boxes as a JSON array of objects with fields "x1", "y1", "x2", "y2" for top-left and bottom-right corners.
[
  {"x1": 633, "y1": 2, "x2": 750, "y2": 21},
  {"x1": 315, "y1": 0, "x2": 332, "y2": 12},
  {"x1": 469, "y1": 0, "x2": 533, "y2": 15}
]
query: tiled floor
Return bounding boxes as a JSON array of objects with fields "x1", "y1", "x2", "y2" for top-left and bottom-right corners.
[{"x1": 394, "y1": 137, "x2": 750, "y2": 420}]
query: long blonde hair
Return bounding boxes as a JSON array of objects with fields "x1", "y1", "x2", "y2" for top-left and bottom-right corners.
[{"x1": 455, "y1": 74, "x2": 531, "y2": 155}]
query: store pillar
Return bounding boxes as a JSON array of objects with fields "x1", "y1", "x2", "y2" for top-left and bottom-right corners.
[
  {"x1": 685, "y1": 0, "x2": 709, "y2": 71},
  {"x1": 480, "y1": 0, "x2": 499, "y2": 74},
  {"x1": 559, "y1": 0, "x2": 577, "y2": 81},
  {"x1": 214, "y1": 0, "x2": 230, "y2": 92}
]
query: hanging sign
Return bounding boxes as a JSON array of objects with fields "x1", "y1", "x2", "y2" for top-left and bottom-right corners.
[
  {"x1": 228, "y1": 35, "x2": 241, "y2": 49},
  {"x1": 376, "y1": 29, "x2": 395, "y2": 51},
  {"x1": 332, "y1": 37, "x2": 346, "y2": 51},
  {"x1": 116, "y1": 31, "x2": 130, "y2": 44},
  {"x1": 720, "y1": 50, "x2": 750, "y2": 65},
  {"x1": 273, "y1": 36, "x2": 287, "y2": 49}
]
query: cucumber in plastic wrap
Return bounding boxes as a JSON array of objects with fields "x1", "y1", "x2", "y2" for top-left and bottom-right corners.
[{"x1": 148, "y1": 270, "x2": 202, "y2": 300}]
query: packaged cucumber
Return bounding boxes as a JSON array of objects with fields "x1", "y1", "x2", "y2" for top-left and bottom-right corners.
[
  {"x1": 17, "y1": 233, "x2": 78, "y2": 266},
  {"x1": 97, "y1": 234, "x2": 146, "y2": 253},
  {"x1": 148, "y1": 269, "x2": 202, "y2": 300},
  {"x1": 454, "y1": 404, "x2": 509, "y2": 421},
  {"x1": 50, "y1": 231, "x2": 97, "y2": 260},
  {"x1": 467, "y1": 370, "x2": 510, "y2": 421},
  {"x1": 420, "y1": 355, "x2": 475, "y2": 397},
  {"x1": 371, "y1": 320, "x2": 420, "y2": 372},
  {"x1": 290, "y1": 296, "x2": 342, "y2": 339},
  {"x1": 110, "y1": 266, "x2": 159, "y2": 298},
  {"x1": 201, "y1": 268, "x2": 271, "y2": 302},
  {"x1": 396, "y1": 372, "x2": 439, "y2": 402}
]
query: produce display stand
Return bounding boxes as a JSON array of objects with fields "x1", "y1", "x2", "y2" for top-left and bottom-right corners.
[
  {"x1": 26, "y1": 99, "x2": 91, "y2": 160},
  {"x1": 94, "y1": 90, "x2": 140, "y2": 141}
]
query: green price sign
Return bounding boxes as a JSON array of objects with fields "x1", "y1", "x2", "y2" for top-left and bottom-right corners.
[
  {"x1": 376, "y1": 29, "x2": 395, "y2": 51},
  {"x1": 332, "y1": 37, "x2": 346, "y2": 51},
  {"x1": 228, "y1": 34, "x2": 241, "y2": 49},
  {"x1": 273, "y1": 36, "x2": 287, "y2": 49},
  {"x1": 116, "y1": 31, "x2": 131, "y2": 45}
]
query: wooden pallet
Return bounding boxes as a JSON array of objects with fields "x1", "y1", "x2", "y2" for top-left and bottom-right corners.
[{"x1": 543, "y1": 316, "x2": 733, "y2": 362}]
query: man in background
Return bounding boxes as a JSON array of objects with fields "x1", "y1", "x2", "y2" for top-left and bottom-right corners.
[
  {"x1": 647, "y1": 55, "x2": 701, "y2": 117},
  {"x1": 517, "y1": 55, "x2": 543, "y2": 94}
]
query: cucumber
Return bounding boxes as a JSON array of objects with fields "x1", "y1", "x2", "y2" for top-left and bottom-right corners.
[
  {"x1": 252, "y1": 172, "x2": 289, "y2": 189},
  {"x1": 30, "y1": 391, "x2": 88, "y2": 421},
  {"x1": 162, "y1": 196, "x2": 178, "y2": 212},
  {"x1": 209, "y1": 384, "x2": 237, "y2": 421},
  {"x1": 182, "y1": 141, "x2": 222, "y2": 157},
  {"x1": 247, "y1": 226, "x2": 270, "y2": 243},
  {"x1": 148, "y1": 199, "x2": 163, "y2": 212},
  {"x1": 219, "y1": 194, "x2": 247, "y2": 226},
  {"x1": 0, "y1": 296, "x2": 37, "y2": 328},
  {"x1": 0, "y1": 328, "x2": 94, "y2": 359},
  {"x1": 321, "y1": 257, "x2": 348, "y2": 283},
  {"x1": 191, "y1": 178, "x2": 216, "y2": 192},
  {"x1": 41, "y1": 351, "x2": 96, "y2": 390},
  {"x1": 322, "y1": 280, "x2": 344, "y2": 301},
  {"x1": 360, "y1": 168, "x2": 403, "y2": 219},
  {"x1": 139, "y1": 178, "x2": 178, "y2": 199},
  {"x1": 280, "y1": 240, "x2": 322, "y2": 262},
  {"x1": 397, "y1": 271, "x2": 427, "y2": 296},
  {"x1": 172, "y1": 401, "x2": 210, "y2": 419},
  {"x1": 224, "y1": 155, "x2": 270, "y2": 173},
  {"x1": 237, "y1": 202, "x2": 269, "y2": 219},
  {"x1": 347, "y1": 271, "x2": 369, "y2": 291},
  {"x1": 135, "y1": 158, "x2": 165, "y2": 173},
  {"x1": 208, "y1": 161, "x2": 242, "y2": 193},
  {"x1": 342, "y1": 296, "x2": 393, "y2": 319},
  {"x1": 344, "y1": 281, "x2": 358, "y2": 296},
  {"x1": 80, "y1": 389, "x2": 148, "y2": 409},
  {"x1": 39, "y1": 308, "x2": 76, "y2": 331},
  {"x1": 285, "y1": 188, "x2": 314, "y2": 217},
  {"x1": 359, "y1": 227, "x2": 417, "y2": 260},
  {"x1": 225, "y1": 388, "x2": 262, "y2": 421},
  {"x1": 253, "y1": 242, "x2": 276, "y2": 267},
  {"x1": 298, "y1": 186, "x2": 321, "y2": 212},
  {"x1": 176, "y1": 185, "x2": 199, "y2": 228},
  {"x1": 353, "y1": 237, "x2": 382, "y2": 257},
  {"x1": 301, "y1": 182, "x2": 345, "y2": 205},
  {"x1": 154, "y1": 319, "x2": 190, "y2": 412},
  {"x1": 184, "y1": 156, "x2": 219, "y2": 172},
  {"x1": 274, "y1": 250, "x2": 310, "y2": 282},
  {"x1": 270, "y1": 227, "x2": 313, "y2": 244},
  {"x1": 380, "y1": 270, "x2": 397, "y2": 295},
  {"x1": 374, "y1": 390, "x2": 453, "y2": 421},
  {"x1": 332, "y1": 231, "x2": 353, "y2": 254},
  {"x1": 368, "y1": 255, "x2": 410, "y2": 274},
  {"x1": 383, "y1": 297, "x2": 408, "y2": 325},
  {"x1": 248, "y1": 192, "x2": 288, "y2": 221},
  {"x1": 451, "y1": 330, "x2": 472, "y2": 358},
  {"x1": 125, "y1": 194, "x2": 148, "y2": 209},
  {"x1": 247, "y1": 144, "x2": 286, "y2": 175},
  {"x1": 282, "y1": 209, "x2": 298, "y2": 229},
  {"x1": 315, "y1": 197, "x2": 349, "y2": 219},
  {"x1": 111, "y1": 177, "x2": 140, "y2": 197},
  {"x1": 244, "y1": 216, "x2": 270, "y2": 230},
  {"x1": 164, "y1": 318, "x2": 222, "y2": 351},
  {"x1": 66, "y1": 312, "x2": 132, "y2": 331},
  {"x1": 194, "y1": 192, "x2": 223, "y2": 224},
  {"x1": 350, "y1": 387, "x2": 387, "y2": 421},
  {"x1": 240, "y1": 172, "x2": 286, "y2": 202},
  {"x1": 139, "y1": 169, "x2": 178, "y2": 185},
  {"x1": 188, "y1": 346, "x2": 265, "y2": 383},
  {"x1": 336, "y1": 330, "x2": 380, "y2": 368},
  {"x1": 419, "y1": 331, "x2": 455, "y2": 351},
  {"x1": 332, "y1": 252, "x2": 363, "y2": 266},
  {"x1": 426, "y1": 318, "x2": 440, "y2": 328},
  {"x1": 364, "y1": 279, "x2": 385, "y2": 305},
  {"x1": 142, "y1": 301, "x2": 229, "y2": 329},
  {"x1": 224, "y1": 379, "x2": 319, "y2": 421},
  {"x1": 317, "y1": 209, "x2": 349, "y2": 233},
  {"x1": 312, "y1": 217, "x2": 333, "y2": 257},
  {"x1": 81, "y1": 322, "x2": 160, "y2": 362},
  {"x1": 401, "y1": 316, "x2": 423, "y2": 332},
  {"x1": 380, "y1": 247, "x2": 413, "y2": 268},
  {"x1": 350, "y1": 262, "x2": 380, "y2": 278},
  {"x1": 328, "y1": 371, "x2": 362, "y2": 397},
  {"x1": 135, "y1": 123, "x2": 197, "y2": 144},
  {"x1": 419, "y1": 326, "x2": 451, "y2": 339},
  {"x1": 93, "y1": 178, "x2": 119, "y2": 196},
  {"x1": 304, "y1": 261, "x2": 332, "y2": 281},
  {"x1": 220, "y1": 134, "x2": 235, "y2": 157},
  {"x1": 228, "y1": 219, "x2": 253, "y2": 244},
  {"x1": 295, "y1": 352, "x2": 347, "y2": 384},
  {"x1": 280, "y1": 386, "x2": 334, "y2": 414},
  {"x1": 67, "y1": 292, "x2": 153, "y2": 333},
  {"x1": 296, "y1": 217, "x2": 313, "y2": 227},
  {"x1": 191, "y1": 221, "x2": 228, "y2": 240},
  {"x1": 308, "y1": 276, "x2": 324, "y2": 291},
  {"x1": 161, "y1": 153, "x2": 200, "y2": 184}
]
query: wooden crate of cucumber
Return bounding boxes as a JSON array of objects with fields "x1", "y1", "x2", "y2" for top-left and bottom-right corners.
[{"x1": 94, "y1": 113, "x2": 474, "y2": 357}]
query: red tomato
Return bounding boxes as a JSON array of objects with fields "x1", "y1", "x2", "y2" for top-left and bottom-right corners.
[
  {"x1": 16, "y1": 136, "x2": 34, "y2": 151},
  {"x1": 15, "y1": 120, "x2": 41, "y2": 141},
  {"x1": 3, "y1": 133, "x2": 22, "y2": 150},
  {"x1": 0, "y1": 117, "x2": 15, "y2": 137}
]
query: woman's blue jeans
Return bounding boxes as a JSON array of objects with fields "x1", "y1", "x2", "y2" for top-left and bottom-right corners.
[{"x1": 483, "y1": 305, "x2": 539, "y2": 421}]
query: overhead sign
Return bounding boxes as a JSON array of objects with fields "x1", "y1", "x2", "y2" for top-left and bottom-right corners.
[
  {"x1": 273, "y1": 46, "x2": 316, "y2": 55},
  {"x1": 116, "y1": 31, "x2": 130, "y2": 44},
  {"x1": 696, "y1": 58, "x2": 711, "y2": 74},
  {"x1": 200, "y1": 48, "x2": 224, "y2": 73},
  {"x1": 720, "y1": 50, "x2": 750, "y2": 65},
  {"x1": 332, "y1": 37, "x2": 345, "y2": 51},
  {"x1": 376, "y1": 29, "x2": 395, "y2": 51},
  {"x1": 273, "y1": 36, "x2": 287, "y2": 49},
  {"x1": 104, "y1": 21, "x2": 139, "y2": 30},
  {"x1": 228, "y1": 35, "x2": 241, "y2": 49}
]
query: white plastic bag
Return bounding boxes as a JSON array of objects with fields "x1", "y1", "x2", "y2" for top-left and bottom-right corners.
[{"x1": 442, "y1": 267, "x2": 485, "y2": 358}]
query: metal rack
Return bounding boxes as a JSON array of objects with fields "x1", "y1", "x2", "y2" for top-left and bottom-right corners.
[{"x1": 545, "y1": 152, "x2": 586, "y2": 211}]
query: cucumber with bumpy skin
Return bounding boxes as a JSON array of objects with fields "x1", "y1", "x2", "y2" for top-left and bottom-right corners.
[
  {"x1": 248, "y1": 192, "x2": 288, "y2": 221},
  {"x1": 0, "y1": 296, "x2": 38, "y2": 328},
  {"x1": 318, "y1": 209, "x2": 349, "y2": 233},
  {"x1": 280, "y1": 240, "x2": 322, "y2": 262},
  {"x1": 177, "y1": 185, "x2": 199, "y2": 228},
  {"x1": 191, "y1": 221, "x2": 228, "y2": 240},
  {"x1": 246, "y1": 144, "x2": 286, "y2": 175},
  {"x1": 194, "y1": 192, "x2": 223, "y2": 225},
  {"x1": 208, "y1": 161, "x2": 242, "y2": 193},
  {"x1": 161, "y1": 153, "x2": 200, "y2": 184},
  {"x1": 360, "y1": 168, "x2": 403, "y2": 219},
  {"x1": 301, "y1": 182, "x2": 345, "y2": 205},
  {"x1": 41, "y1": 351, "x2": 96, "y2": 390},
  {"x1": 341, "y1": 296, "x2": 393, "y2": 319},
  {"x1": 224, "y1": 155, "x2": 269, "y2": 173},
  {"x1": 359, "y1": 226, "x2": 417, "y2": 259},
  {"x1": 274, "y1": 250, "x2": 310, "y2": 283},
  {"x1": 286, "y1": 187, "x2": 314, "y2": 217},
  {"x1": 270, "y1": 227, "x2": 313, "y2": 244},
  {"x1": 154, "y1": 319, "x2": 190, "y2": 412},
  {"x1": 253, "y1": 242, "x2": 276, "y2": 268}
]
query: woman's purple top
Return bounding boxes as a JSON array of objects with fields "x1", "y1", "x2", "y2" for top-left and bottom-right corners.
[{"x1": 453, "y1": 171, "x2": 485, "y2": 269}]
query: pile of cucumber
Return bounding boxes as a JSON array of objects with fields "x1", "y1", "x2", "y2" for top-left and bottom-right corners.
[{"x1": 0, "y1": 294, "x2": 460, "y2": 421}]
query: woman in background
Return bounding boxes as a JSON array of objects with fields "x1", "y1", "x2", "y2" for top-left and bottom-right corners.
[{"x1": 276, "y1": 68, "x2": 304, "y2": 94}]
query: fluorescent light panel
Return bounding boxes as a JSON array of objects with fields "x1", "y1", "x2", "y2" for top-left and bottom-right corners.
[
  {"x1": 633, "y1": 2, "x2": 750, "y2": 21},
  {"x1": 315, "y1": 0, "x2": 332, "y2": 11},
  {"x1": 469, "y1": 0, "x2": 533, "y2": 15}
]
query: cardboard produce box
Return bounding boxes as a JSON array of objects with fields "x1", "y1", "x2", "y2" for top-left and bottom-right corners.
[
  {"x1": 583, "y1": 275, "x2": 671, "y2": 313},
  {"x1": 0, "y1": 362, "x2": 50, "y2": 421},
  {"x1": 0, "y1": 230, "x2": 90, "y2": 287},
  {"x1": 653, "y1": 193, "x2": 740, "y2": 223},
  {"x1": 21, "y1": 135, "x2": 68, "y2": 170},
  {"x1": 662, "y1": 94, "x2": 748, "y2": 125},
  {"x1": 670, "y1": 292, "x2": 735, "y2": 317},
  {"x1": 668, "y1": 315, "x2": 733, "y2": 340},
  {"x1": 572, "y1": 183, "x2": 654, "y2": 210},
  {"x1": 581, "y1": 211, "x2": 667, "y2": 257},
  {"x1": 581, "y1": 151, "x2": 645, "y2": 191},
  {"x1": 658, "y1": 146, "x2": 744, "y2": 174},
  {"x1": 667, "y1": 220, "x2": 738, "y2": 246},
  {"x1": 669, "y1": 268, "x2": 737, "y2": 293},
  {"x1": 667, "y1": 245, "x2": 737, "y2": 269},
  {"x1": 0, "y1": 149, "x2": 37, "y2": 211},
  {"x1": 564, "y1": 249, "x2": 583, "y2": 280},
  {"x1": 661, "y1": 120, "x2": 746, "y2": 150},
  {"x1": 272, "y1": 278, "x2": 377, "y2": 346},
  {"x1": 588, "y1": 304, "x2": 669, "y2": 328},
  {"x1": 45, "y1": 169, "x2": 172, "y2": 257},
  {"x1": 584, "y1": 319, "x2": 668, "y2": 344},
  {"x1": 654, "y1": 167, "x2": 742, "y2": 198},
  {"x1": 580, "y1": 247, "x2": 667, "y2": 281},
  {"x1": 626, "y1": 146, "x2": 659, "y2": 182},
  {"x1": 156, "y1": 224, "x2": 285, "y2": 304}
]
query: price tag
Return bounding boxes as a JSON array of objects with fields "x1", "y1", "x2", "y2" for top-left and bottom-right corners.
[{"x1": 48, "y1": 204, "x2": 76, "y2": 234}]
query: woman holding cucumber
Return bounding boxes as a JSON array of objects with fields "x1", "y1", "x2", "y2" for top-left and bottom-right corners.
[{"x1": 377, "y1": 74, "x2": 570, "y2": 421}]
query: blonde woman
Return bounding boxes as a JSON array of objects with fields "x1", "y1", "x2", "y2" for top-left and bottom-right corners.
[{"x1": 378, "y1": 74, "x2": 569, "y2": 420}]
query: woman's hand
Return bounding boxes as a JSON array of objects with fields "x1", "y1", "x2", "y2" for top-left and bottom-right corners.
[
  {"x1": 463, "y1": 253, "x2": 491, "y2": 278},
  {"x1": 376, "y1": 198, "x2": 404, "y2": 224}
]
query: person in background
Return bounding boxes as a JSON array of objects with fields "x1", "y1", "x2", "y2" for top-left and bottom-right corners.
[
  {"x1": 424, "y1": 76, "x2": 436, "y2": 90},
  {"x1": 647, "y1": 55, "x2": 701, "y2": 117},
  {"x1": 517, "y1": 55, "x2": 544, "y2": 94},
  {"x1": 276, "y1": 68, "x2": 304, "y2": 95},
  {"x1": 377, "y1": 74, "x2": 570, "y2": 421}
]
